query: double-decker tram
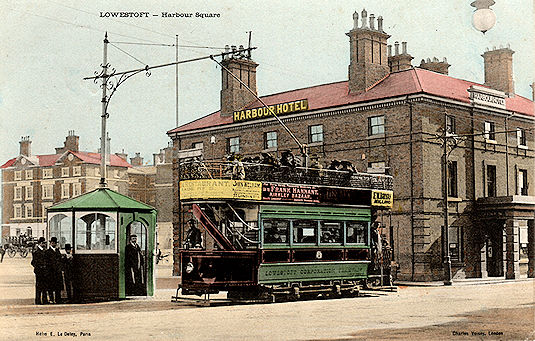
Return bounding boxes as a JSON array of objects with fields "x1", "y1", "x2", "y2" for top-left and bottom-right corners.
[{"x1": 177, "y1": 157, "x2": 393, "y2": 302}]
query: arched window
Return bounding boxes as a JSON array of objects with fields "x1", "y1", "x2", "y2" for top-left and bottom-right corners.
[
  {"x1": 48, "y1": 213, "x2": 72, "y2": 249},
  {"x1": 75, "y1": 213, "x2": 116, "y2": 252}
]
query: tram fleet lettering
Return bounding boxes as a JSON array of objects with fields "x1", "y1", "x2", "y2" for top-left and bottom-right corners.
[{"x1": 233, "y1": 99, "x2": 308, "y2": 123}]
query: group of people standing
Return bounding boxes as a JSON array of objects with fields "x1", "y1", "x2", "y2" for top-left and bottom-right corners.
[{"x1": 31, "y1": 237, "x2": 73, "y2": 304}]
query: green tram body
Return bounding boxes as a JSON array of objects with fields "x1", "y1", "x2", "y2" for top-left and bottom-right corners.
[{"x1": 180, "y1": 204, "x2": 373, "y2": 296}]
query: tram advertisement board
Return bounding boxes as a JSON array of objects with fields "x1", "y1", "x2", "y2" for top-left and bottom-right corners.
[
  {"x1": 371, "y1": 190, "x2": 393, "y2": 208},
  {"x1": 262, "y1": 183, "x2": 371, "y2": 206},
  {"x1": 258, "y1": 261, "x2": 368, "y2": 283},
  {"x1": 180, "y1": 179, "x2": 262, "y2": 200}
]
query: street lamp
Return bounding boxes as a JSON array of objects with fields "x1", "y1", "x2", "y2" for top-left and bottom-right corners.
[{"x1": 471, "y1": 0, "x2": 496, "y2": 34}]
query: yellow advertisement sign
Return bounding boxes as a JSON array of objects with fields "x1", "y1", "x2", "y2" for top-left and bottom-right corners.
[
  {"x1": 180, "y1": 179, "x2": 262, "y2": 200},
  {"x1": 371, "y1": 190, "x2": 393, "y2": 208},
  {"x1": 233, "y1": 99, "x2": 308, "y2": 123}
]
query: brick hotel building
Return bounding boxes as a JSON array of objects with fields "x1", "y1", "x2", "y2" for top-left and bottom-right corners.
[{"x1": 168, "y1": 10, "x2": 534, "y2": 281}]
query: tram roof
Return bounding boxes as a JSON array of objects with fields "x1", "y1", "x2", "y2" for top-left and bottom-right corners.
[{"x1": 48, "y1": 187, "x2": 155, "y2": 212}]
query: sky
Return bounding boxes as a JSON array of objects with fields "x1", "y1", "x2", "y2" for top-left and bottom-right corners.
[{"x1": 1, "y1": 0, "x2": 534, "y2": 166}]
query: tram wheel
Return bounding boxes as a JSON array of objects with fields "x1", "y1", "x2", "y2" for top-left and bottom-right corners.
[{"x1": 7, "y1": 248, "x2": 16, "y2": 258}]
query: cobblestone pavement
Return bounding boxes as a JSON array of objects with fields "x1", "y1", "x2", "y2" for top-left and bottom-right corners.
[{"x1": 0, "y1": 256, "x2": 533, "y2": 340}]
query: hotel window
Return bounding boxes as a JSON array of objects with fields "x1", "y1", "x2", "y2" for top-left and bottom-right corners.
[
  {"x1": 14, "y1": 171, "x2": 22, "y2": 181},
  {"x1": 61, "y1": 184, "x2": 70, "y2": 199},
  {"x1": 73, "y1": 166, "x2": 82, "y2": 176},
  {"x1": 43, "y1": 168, "x2": 53, "y2": 178},
  {"x1": 446, "y1": 115, "x2": 456, "y2": 135},
  {"x1": 484, "y1": 121, "x2": 496, "y2": 141},
  {"x1": 308, "y1": 124, "x2": 324, "y2": 143},
  {"x1": 486, "y1": 165, "x2": 497, "y2": 197},
  {"x1": 227, "y1": 137, "x2": 240, "y2": 154},
  {"x1": 61, "y1": 167, "x2": 69, "y2": 177},
  {"x1": 518, "y1": 169, "x2": 528, "y2": 196},
  {"x1": 42, "y1": 203, "x2": 53, "y2": 217},
  {"x1": 25, "y1": 204, "x2": 33, "y2": 218},
  {"x1": 14, "y1": 187, "x2": 22, "y2": 201},
  {"x1": 25, "y1": 169, "x2": 33, "y2": 180},
  {"x1": 42, "y1": 184, "x2": 53, "y2": 199},
  {"x1": 264, "y1": 131, "x2": 278, "y2": 149},
  {"x1": 447, "y1": 161, "x2": 458, "y2": 197},
  {"x1": 192, "y1": 142, "x2": 204, "y2": 150},
  {"x1": 368, "y1": 115, "x2": 385, "y2": 136},
  {"x1": 73, "y1": 183, "x2": 82, "y2": 197},
  {"x1": 14, "y1": 205, "x2": 22, "y2": 219},
  {"x1": 25, "y1": 186, "x2": 33, "y2": 200},
  {"x1": 517, "y1": 128, "x2": 527, "y2": 147}
]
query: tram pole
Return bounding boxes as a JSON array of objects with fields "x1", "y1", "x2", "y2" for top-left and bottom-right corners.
[
  {"x1": 99, "y1": 33, "x2": 109, "y2": 187},
  {"x1": 442, "y1": 111, "x2": 452, "y2": 286}
]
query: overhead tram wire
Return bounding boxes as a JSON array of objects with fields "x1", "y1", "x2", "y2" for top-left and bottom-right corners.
[{"x1": 109, "y1": 43, "x2": 147, "y2": 66}]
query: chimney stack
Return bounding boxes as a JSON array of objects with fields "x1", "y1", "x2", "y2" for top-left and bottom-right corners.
[
  {"x1": 19, "y1": 136, "x2": 32, "y2": 157},
  {"x1": 64, "y1": 130, "x2": 79, "y2": 152},
  {"x1": 220, "y1": 44, "x2": 258, "y2": 117},
  {"x1": 388, "y1": 41, "x2": 413, "y2": 72},
  {"x1": 482, "y1": 46, "x2": 515, "y2": 94},
  {"x1": 419, "y1": 57, "x2": 450, "y2": 75},
  {"x1": 130, "y1": 152, "x2": 144, "y2": 166},
  {"x1": 347, "y1": 9, "x2": 391, "y2": 94},
  {"x1": 116, "y1": 149, "x2": 128, "y2": 162}
]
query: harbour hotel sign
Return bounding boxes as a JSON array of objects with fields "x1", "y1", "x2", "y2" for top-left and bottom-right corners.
[{"x1": 233, "y1": 99, "x2": 309, "y2": 123}]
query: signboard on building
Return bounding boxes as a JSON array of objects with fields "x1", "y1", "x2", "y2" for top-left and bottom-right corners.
[
  {"x1": 468, "y1": 85, "x2": 506, "y2": 109},
  {"x1": 180, "y1": 180, "x2": 262, "y2": 200},
  {"x1": 233, "y1": 99, "x2": 308, "y2": 123},
  {"x1": 371, "y1": 190, "x2": 393, "y2": 208}
]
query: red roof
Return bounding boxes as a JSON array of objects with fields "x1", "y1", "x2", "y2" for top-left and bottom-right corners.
[
  {"x1": 168, "y1": 68, "x2": 534, "y2": 134},
  {"x1": 1, "y1": 151, "x2": 131, "y2": 169}
]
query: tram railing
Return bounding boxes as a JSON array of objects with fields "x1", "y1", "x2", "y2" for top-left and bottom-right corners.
[{"x1": 179, "y1": 160, "x2": 393, "y2": 191}]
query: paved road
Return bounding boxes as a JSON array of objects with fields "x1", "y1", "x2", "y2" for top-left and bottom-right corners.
[{"x1": 0, "y1": 256, "x2": 534, "y2": 340}]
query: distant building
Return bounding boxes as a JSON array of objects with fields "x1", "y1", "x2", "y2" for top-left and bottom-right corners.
[
  {"x1": 168, "y1": 10, "x2": 534, "y2": 280},
  {"x1": 127, "y1": 146, "x2": 174, "y2": 250},
  {"x1": 1, "y1": 131, "x2": 131, "y2": 242}
]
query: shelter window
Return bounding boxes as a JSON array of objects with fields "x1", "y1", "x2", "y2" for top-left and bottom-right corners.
[
  {"x1": 484, "y1": 121, "x2": 496, "y2": 141},
  {"x1": 293, "y1": 220, "x2": 317, "y2": 244},
  {"x1": 346, "y1": 221, "x2": 368, "y2": 245},
  {"x1": 368, "y1": 115, "x2": 385, "y2": 136},
  {"x1": 75, "y1": 213, "x2": 116, "y2": 252},
  {"x1": 308, "y1": 125, "x2": 324, "y2": 143},
  {"x1": 25, "y1": 169, "x2": 33, "y2": 180},
  {"x1": 517, "y1": 128, "x2": 527, "y2": 147},
  {"x1": 264, "y1": 131, "x2": 278, "y2": 149},
  {"x1": 49, "y1": 213, "x2": 73, "y2": 249},
  {"x1": 263, "y1": 219, "x2": 289, "y2": 244},
  {"x1": 320, "y1": 221, "x2": 342, "y2": 244},
  {"x1": 227, "y1": 137, "x2": 240, "y2": 154}
]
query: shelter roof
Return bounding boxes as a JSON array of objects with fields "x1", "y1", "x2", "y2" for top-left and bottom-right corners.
[{"x1": 48, "y1": 187, "x2": 155, "y2": 211}]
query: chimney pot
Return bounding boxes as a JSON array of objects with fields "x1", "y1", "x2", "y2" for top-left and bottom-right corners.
[
  {"x1": 402, "y1": 42, "x2": 407, "y2": 54},
  {"x1": 352, "y1": 11, "x2": 359, "y2": 29},
  {"x1": 377, "y1": 16, "x2": 383, "y2": 32},
  {"x1": 394, "y1": 41, "x2": 399, "y2": 55},
  {"x1": 361, "y1": 9, "x2": 368, "y2": 28},
  {"x1": 388, "y1": 45, "x2": 392, "y2": 57},
  {"x1": 369, "y1": 14, "x2": 375, "y2": 30}
]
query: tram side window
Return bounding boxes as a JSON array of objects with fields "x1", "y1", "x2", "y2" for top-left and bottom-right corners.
[
  {"x1": 75, "y1": 213, "x2": 116, "y2": 251},
  {"x1": 320, "y1": 221, "x2": 342, "y2": 243},
  {"x1": 347, "y1": 222, "x2": 368, "y2": 245},
  {"x1": 293, "y1": 220, "x2": 317, "y2": 244},
  {"x1": 263, "y1": 219, "x2": 289, "y2": 244}
]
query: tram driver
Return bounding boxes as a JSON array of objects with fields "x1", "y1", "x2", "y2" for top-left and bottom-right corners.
[{"x1": 185, "y1": 220, "x2": 203, "y2": 249}]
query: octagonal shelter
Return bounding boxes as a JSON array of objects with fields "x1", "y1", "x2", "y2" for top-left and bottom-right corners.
[{"x1": 47, "y1": 188, "x2": 157, "y2": 301}]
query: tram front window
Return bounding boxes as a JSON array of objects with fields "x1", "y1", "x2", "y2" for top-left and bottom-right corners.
[
  {"x1": 320, "y1": 221, "x2": 342, "y2": 244},
  {"x1": 293, "y1": 220, "x2": 317, "y2": 244},
  {"x1": 347, "y1": 221, "x2": 367, "y2": 245},
  {"x1": 263, "y1": 219, "x2": 289, "y2": 244}
]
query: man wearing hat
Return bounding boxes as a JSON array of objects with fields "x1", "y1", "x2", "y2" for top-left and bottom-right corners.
[
  {"x1": 31, "y1": 237, "x2": 48, "y2": 304},
  {"x1": 62, "y1": 244, "x2": 74, "y2": 303},
  {"x1": 46, "y1": 237, "x2": 64, "y2": 303},
  {"x1": 125, "y1": 234, "x2": 144, "y2": 296}
]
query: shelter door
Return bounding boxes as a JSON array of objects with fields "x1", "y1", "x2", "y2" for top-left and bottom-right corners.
[{"x1": 126, "y1": 222, "x2": 148, "y2": 296}]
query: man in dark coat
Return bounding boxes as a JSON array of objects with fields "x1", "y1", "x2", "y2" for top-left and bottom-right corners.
[
  {"x1": 31, "y1": 237, "x2": 48, "y2": 304},
  {"x1": 185, "y1": 220, "x2": 202, "y2": 249},
  {"x1": 46, "y1": 237, "x2": 64, "y2": 303},
  {"x1": 125, "y1": 235, "x2": 144, "y2": 296}
]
